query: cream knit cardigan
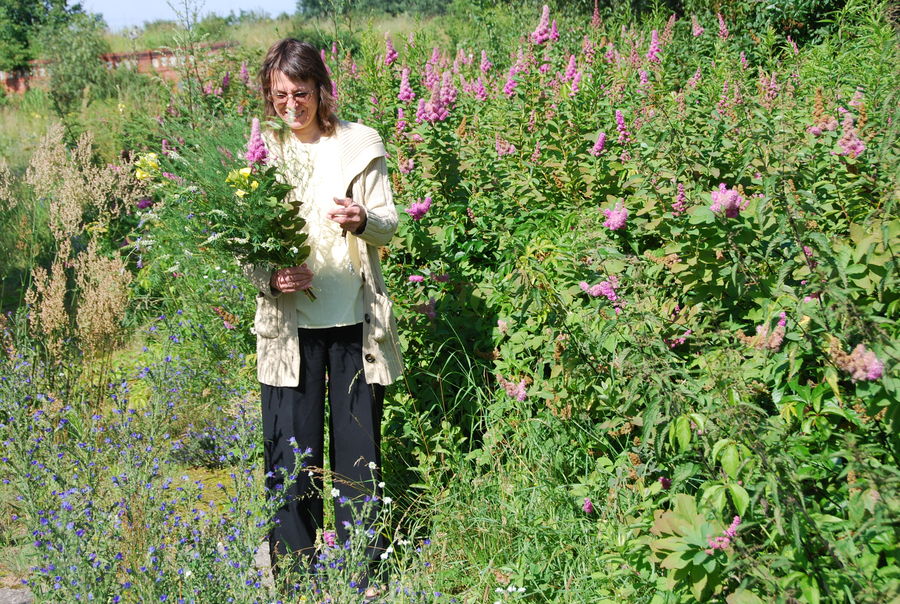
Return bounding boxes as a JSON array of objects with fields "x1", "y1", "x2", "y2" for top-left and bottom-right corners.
[{"x1": 243, "y1": 120, "x2": 404, "y2": 387}]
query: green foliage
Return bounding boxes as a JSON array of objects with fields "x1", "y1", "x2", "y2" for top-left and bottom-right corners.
[
  {"x1": 35, "y1": 12, "x2": 112, "y2": 120},
  {"x1": 0, "y1": 0, "x2": 78, "y2": 71}
]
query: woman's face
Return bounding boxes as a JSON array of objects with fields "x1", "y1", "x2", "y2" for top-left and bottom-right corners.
[{"x1": 270, "y1": 70, "x2": 321, "y2": 141}]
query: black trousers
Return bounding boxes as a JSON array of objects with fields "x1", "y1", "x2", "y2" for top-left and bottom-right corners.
[{"x1": 261, "y1": 323, "x2": 385, "y2": 576}]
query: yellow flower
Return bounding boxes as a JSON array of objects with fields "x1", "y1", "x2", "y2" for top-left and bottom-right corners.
[
  {"x1": 117, "y1": 102, "x2": 126, "y2": 114},
  {"x1": 239, "y1": 167, "x2": 252, "y2": 177},
  {"x1": 235, "y1": 189, "x2": 247, "y2": 198},
  {"x1": 134, "y1": 168, "x2": 151, "y2": 181},
  {"x1": 250, "y1": 180, "x2": 259, "y2": 191}
]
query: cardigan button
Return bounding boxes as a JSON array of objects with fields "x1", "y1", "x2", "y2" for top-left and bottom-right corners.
[
  {"x1": 364, "y1": 313, "x2": 371, "y2": 324},
  {"x1": 364, "y1": 353, "x2": 376, "y2": 363}
]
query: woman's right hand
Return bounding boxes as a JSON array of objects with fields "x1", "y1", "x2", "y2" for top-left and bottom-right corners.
[{"x1": 270, "y1": 264, "x2": 314, "y2": 293}]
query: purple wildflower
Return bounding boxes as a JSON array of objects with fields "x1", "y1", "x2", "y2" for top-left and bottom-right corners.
[
  {"x1": 582, "y1": 497, "x2": 594, "y2": 514},
  {"x1": 136, "y1": 198, "x2": 153, "y2": 210},
  {"x1": 717, "y1": 13, "x2": 729, "y2": 40},
  {"x1": 659, "y1": 476, "x2": 671, "y2": 489},
  {"x1": 672, "y1": 182, "x2": 686, "y2": 215},
  {"x1": 691, "y1": 15, "x2": 704, "y2": 37},
  {"x1": 615, "y1": 110, "x2": 631, "y2": 143},
  {"x1": 503, "y1": 68, "x2": 517, "y2": 97},
  {"x1": 408, "y1": 275, "x2": 424, "y2": 283}
]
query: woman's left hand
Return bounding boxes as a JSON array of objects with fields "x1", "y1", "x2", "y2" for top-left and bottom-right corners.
[{"x1": 328, "y1": 197, "x2": 367, "y2": 234}]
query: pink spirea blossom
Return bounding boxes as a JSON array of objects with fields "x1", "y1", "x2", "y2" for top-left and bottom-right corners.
[
  {"x1": 590, "y1": 132, "x2": 607, "y2": 156},
  {"x1": 415, "y1": 86, "x2": 450, "y2": 123},
  {"x1": 839, "y1": 344, "x2": 884, "y2": 382},
  {"x1": 717, "y1": 13, "x2": 729, "y2": 40},
  {"x1": 239, "y1": 62, "x2": 249, "y2": 85},
  {"x1": 564, "y1": 55, "x2": 577, "y2": 81},
  {"x1": 440, "y1": 71, "x2": 458, "y2": 105},
  {"x1": 666, "y1": 330, "x2": 691, "y2": 348},
  {"x1": 740, "y1": 52, "x2": 749, "y2": 70},
  {"x1": 549, "y1": 19, "x2": 559, "y2": 42},
  {"x1": 245, "y1": 118, "x2": 268, "y2": 166},
  {"x1": 570, "y1": 71, "x2": 582, "y2": 97},
  {"x1": 323, "y1": 530, "x2": 336, "y2": 548},
  {"x1": 691, "y1": 15, "x2": 704, "y2": 37},
  {"x1": 582, "y1": 497, "x2": 594, "y2": 514},
  {"x1": 835, "y1": 112, "x2": 865, "y2": 158},
  {"x1": 530, "y1": 142, "x2": 541, "y2": 162},
  {"x1": 408, "y1": 275, "x2": 424, "y2": 283},
  {"x1": 603, "y1": 202, "x2": 629, "y2": 230},
  {"x1": 406, "y1": 196, "x2": 432, "y2": 221},
  {"x1": 615, "y1": 110, "x2": 631, "y2": 144},
  {"x1": 531, "y1": 5, "x2": 552, "y2": 45},
  {"x1": 787, "y1": 35, "x2": 799, "y2": 55},
  {"x1": 385, "y1": 36, "x2": 398, "y2": 65},
  {"x1": 582, "y1": 36, "x2": 596, "y2": 64},
  {"x1": 399, "y1": 158, "x2": 414, "y2": 174},
  {"x1": 646, "y1": 29, "x2": 661, "y2": 63},
  {"x1": 591, "y1": 0, "x2": 601, "y2": 28},
  {"x1": 398, "y1": 68, "x2": 415, "y2": 102},
  {"x1": 480, "y1": 50, "x2": 492, "y2": 74},
  {"x1": 396, "y1": 108, "x2": 407, "y2": 135},
  {"x1": 849, "y1": 88, "x2": 864, "y2": 107},
  {"x1": 673, "y1": 182, "x2": 686, "y2": 215},
  {"x1": 495, "y1": 136, "x2": 517, "y2": 157},
  {"x1": 503, "y1": 68, "x2": 518, "y2": 97},
  {"x1": 706, "y1": 516, "x2": 741, "y2": 554},
  {"x1": 497, "y1": 375, "x2": 527, "y2": 401},
  {"x1": 472, "y1": 76, "x2": 488, "y2": 101},
  {"x1": 709, "y1": 184, "x2": 747, "y2": 218},
  {"x1": 687, "y1": 67, "x2": 702, "y2": 88},
  {"x1": 579, "y1": 276, "x2": 619, "y2": 303}
]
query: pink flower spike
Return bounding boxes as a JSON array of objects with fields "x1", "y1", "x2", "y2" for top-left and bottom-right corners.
[
  {"x1": 384, "y1": 36, "x2": 398, "y2": 65},
  {"x1": 408, "y1": 275, "x2": 424, "y2": 283},
  {"x1": 590, "y1": 132, "x2": 606, "y2": 156},
  {"x1": 709, "y1": 183, "x2": 747, "y2": 218},
  {"x1": 479, "y1": 50, "x2": 492, "y2": 73},
  {"x1": 582, "y1": 497, "x2": 594, "y2": 514},
  {"x1": 245, "y1": 118, "x2": 268, "y2": 167},
  {"x1": 531, "y1": 5, "x2": 552, "y2": 45}
]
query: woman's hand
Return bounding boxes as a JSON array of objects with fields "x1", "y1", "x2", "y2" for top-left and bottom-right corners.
[
  {"x1": 270, "y1": 264, "x2": 314, "y2": 293},
  {"x1": 327, "y1": 197, "x2": 367, "y2": 234}
]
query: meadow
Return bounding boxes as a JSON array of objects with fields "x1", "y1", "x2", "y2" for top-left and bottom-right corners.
[{"x1": 0, "y1": 1, "x2": 898, "y2": 602}]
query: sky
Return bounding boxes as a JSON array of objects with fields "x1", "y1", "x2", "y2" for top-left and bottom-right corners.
[{"x1": 79, "y1": 0, "x2": 299, "y2": 32}]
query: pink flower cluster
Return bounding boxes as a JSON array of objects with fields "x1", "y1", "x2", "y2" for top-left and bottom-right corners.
[
  {"x1": 398, "y1": 68, "x2": 415, "y2": 102},
  {"x1": 245, "y1": 118, "x2": 268, "y2": 166},
  {"x1": 615, "y1": 110, "x2": 631, "y2": 144},
  {"x1": 691, "y1": 15, "x2": 704, "y2": 37},
  {"x1": 384, "y1": 36, "x2": 398, "y2": 66},
  {"x1": 835, "y1": 111, "x2": 865, "y2": 158},
  {"x1": 495, "y1": 136, "x2": 517, "y2": 157},
  {"x1": 405, "y1": 196, "x2": 432, "y2": 221},
  {"x1": 672, "y1": 182, "x2": 686, "y2": 215},
  {"x1": 645, "y1": 30, "x2": 661, "y2": 63},
  {"x1": 416, "y1": 85, "x2": 451, "y2": 123},
  {"x1": 837, "y1": 344, "x2": 885, "y2": 382},
  {"x1": 717, "y1": 13, "x2": 729, "y2": 40},
  {"x1": 579, "y1": 276, "x2": 619, "y2": 303},
  {"x1": 665, "y1": 330, "x2": 691, "y2": 348},
  {"x1": 503, "y1": 68, "x2": 518, "y2": 97},
  {"x1": 398, "y1": 158, "x2": 414, "y2": 174},
  {"x1": 497, "y1": 375, "x2": 527, "y2": 401},
  {"x1": 531, "y1": 5, "x2": 552, "y2": 45},
  {"x1": 590, "y1": 132, "x2": 607, "y2": 156},
  {"x1": 480, "y1": 50, "x2": 492, "y2": 73},
  {"x1": 710, "y1": 184, "x2": 747, "y2": 218},
  {"x1": 603, "y1": 202, "x2": 628, "y2": 230},
  {"x1": 706, "y1": 516, "x2": 741, "y2": 554},
  {"x1": 746, "y1": 312, "x2": 786, "y2": 351},
  {"x1": 582, "y1": 497, "x2": 594, "y2": 514}
]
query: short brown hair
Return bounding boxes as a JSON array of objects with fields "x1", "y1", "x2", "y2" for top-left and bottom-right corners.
[{"x1": 259, "y1": 38, "x2": 338, "y2": 136}]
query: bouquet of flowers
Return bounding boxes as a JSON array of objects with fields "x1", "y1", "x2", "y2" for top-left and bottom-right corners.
[{"x1": 135, "y1": 118, "x2": 314, "y2": 296}]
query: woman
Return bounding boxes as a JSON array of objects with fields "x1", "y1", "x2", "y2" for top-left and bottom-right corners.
[{"x1": 242, "y1": 38, "x2": 403, "y2": 593}]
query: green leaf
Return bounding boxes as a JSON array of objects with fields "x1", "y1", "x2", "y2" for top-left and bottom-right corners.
[
  {"x1": 720, "y1": 444, "x2": 740, "y2": 479},
  {"x1": 728, "y1": 484, "x2": 749, "y2": 516}
]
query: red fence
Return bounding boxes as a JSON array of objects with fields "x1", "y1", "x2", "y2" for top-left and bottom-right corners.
[{"x1": 0, "y1": 41, "x2": 237, "y2": 94}]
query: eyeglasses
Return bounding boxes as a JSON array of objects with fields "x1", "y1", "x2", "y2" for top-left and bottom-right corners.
[{"x1": 270, "y1": 89, "x2": 315, "y2": 105}]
